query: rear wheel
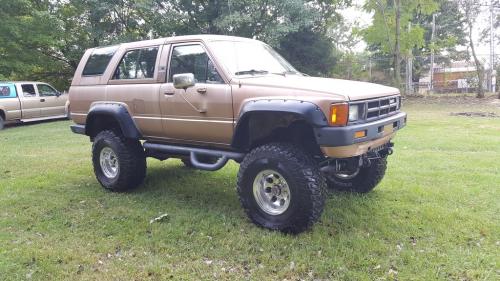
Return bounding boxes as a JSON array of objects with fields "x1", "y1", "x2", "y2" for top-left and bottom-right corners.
[
  {"x1": 324, "y1": 157, "x2": 387, "y2": 193},
  {"x1": 237, "y1": 143, "x2": 326, "y2": 234},
  {"x1": 92, "y1": 130, "x2": 146, "y2": 192}
]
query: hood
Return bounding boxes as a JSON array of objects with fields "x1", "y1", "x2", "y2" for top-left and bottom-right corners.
[{"x1": 236, "y1": 75, "x2": 399, "y2": 101}]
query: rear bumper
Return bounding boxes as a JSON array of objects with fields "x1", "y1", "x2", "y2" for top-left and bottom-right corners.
[
  {"x1": 70, "y1": 124, "x2": 85, "y2": 135},
  {"x1": 314, "y1": 112, "x2": 407, "y2": 158}
]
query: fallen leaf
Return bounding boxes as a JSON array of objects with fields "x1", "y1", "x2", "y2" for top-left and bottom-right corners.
[{"x1": 150, "y1": 213, "x2": 169, "y2": 224}]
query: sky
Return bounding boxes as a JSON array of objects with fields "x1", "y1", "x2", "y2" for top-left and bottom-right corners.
[{"x1": 339, "y1": 0, "x2": 497, "y2": 60}]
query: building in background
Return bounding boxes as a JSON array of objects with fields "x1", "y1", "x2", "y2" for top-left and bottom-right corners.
[{"x1": 419, "y1": 61, "x2": 496, "y2": 94}]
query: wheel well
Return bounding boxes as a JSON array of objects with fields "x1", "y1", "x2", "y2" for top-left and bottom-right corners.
[
  {"x1": 0, "y1": 110, "x2": 5, "y2": 121},
  {"x1": 236, "y1": 112, "x2": 322, "y2": 156},
  {"x1": 86, "y1": 114, "x2": 121, "y2": 140}
]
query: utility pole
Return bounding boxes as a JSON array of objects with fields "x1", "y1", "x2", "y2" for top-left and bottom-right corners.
[
  {"x1": 430, "y1": 14, "x2": 436, "y2": 92},
  {"x1": 394, "y1": 0, "x2": 401, "y2": 90},
  {"x1": 406, "y1": 23, "x2": 413, "y2": 95},
  {"x1": 490, "y1": 0, "x2": 496, "y2": 93}
]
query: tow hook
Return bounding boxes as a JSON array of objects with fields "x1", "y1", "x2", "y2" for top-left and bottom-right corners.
[{"x1": 378, "y1": 142, "x2": 394, "y2": 158}]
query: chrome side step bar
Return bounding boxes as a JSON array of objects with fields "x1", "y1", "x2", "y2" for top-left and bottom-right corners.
[{"x1": 143, "y1": 142, "x2": 245, "y2": 171}]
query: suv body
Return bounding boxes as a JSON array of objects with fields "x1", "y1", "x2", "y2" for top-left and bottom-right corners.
[
  {"x1": 0, "y1": 81, "x2": 69, "y2": 129},
  {"x1": 69, "y1": 35, "x2": 406, "y2": 233}
]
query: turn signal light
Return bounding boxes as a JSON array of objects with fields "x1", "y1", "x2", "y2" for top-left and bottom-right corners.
[
  {"x1": 330, "y1": 103, "x2": 348, "y2": 126},
  {"x1": 354, "y1": 130, "x2": 366, "y2": 138}
]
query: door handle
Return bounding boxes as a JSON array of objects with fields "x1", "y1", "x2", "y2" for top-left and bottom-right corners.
[
  {"x1": 40, "y1": 98, "x2": 45, "y2": 102},
  {"x1": 164, "y1": 91, "x2": 175, "y2": 96},
  {"x1": 196, "y1": 88, "x2": 207, "y2": 94}
]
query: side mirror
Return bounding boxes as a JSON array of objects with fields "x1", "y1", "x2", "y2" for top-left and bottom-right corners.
[
  {"x1": 55, "y1": 91, "x2": 61, "y2": 97},
  {"x1": 173, "y1": 73, "x2": 195, "y2": 90}
]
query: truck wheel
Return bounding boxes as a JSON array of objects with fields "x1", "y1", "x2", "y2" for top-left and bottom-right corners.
[
  {"x1": 324, "y1": 158, "x2": 387, "y2": 193},
  {"x1": 237, "y1": 143, "x2": 326, "y2": 234},
  {"x1": 0, "y1": 115, "x2": 4, "y2": 130},
  {"x1": 92, "y1": 130, "x2": 146, "y2": 192}
]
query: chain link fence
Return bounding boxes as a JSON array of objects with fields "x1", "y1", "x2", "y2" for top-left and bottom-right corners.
[{"x1": 331, "y1": 54, "x2": 498, "y2": 95}]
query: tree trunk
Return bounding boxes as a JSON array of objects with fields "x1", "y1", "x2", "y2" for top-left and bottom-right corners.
[
  {"x1": 394, "y1": 0, "x2": 401, "y2": 90},
  {"x1": 468, "y1": 25, "x2": 485, "y2": 98}
]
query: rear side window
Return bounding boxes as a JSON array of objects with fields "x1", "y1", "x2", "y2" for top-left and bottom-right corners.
[
  {"x1": 82, "y1": 46, "x2": 119, "y2": 76},
  {"x1": 113, "y1": 47, "x2": 159, "y2": 79},
  {"x1": 0, "y1": 84, "x2": 17, "y2": 98}
]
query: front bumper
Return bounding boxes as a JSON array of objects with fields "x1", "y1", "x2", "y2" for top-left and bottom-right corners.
[{"x1": 314, "y1": 112, "x2": 407, "y2": 158}]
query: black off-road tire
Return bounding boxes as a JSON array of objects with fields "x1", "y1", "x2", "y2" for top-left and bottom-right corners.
[
  {"x1": 325, "y1": 158, "x2": 387, "y2": 193},
  {"x1": 237, "y1": 142, "x2": 327, "y2": 234},
  {"x1": 0, "y1": 115, "x2": 4, "y2": 130},
  {"x1": 92, "y1": 130, "x2": 146, "y2": 192}
]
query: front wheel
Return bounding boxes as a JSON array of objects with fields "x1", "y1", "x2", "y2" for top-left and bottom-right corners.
[
  {"x1": 324, "y1": 157, "x2": 387, "y2": 193},
  {"x1": 92, "y1": 130, "x2": 146, "y2": 192},
  {"x1": 237, "y1": 143, "x2": 326, "y2": 234}
]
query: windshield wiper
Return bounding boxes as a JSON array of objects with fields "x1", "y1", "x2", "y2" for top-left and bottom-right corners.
[
  {"x1": 271, "y1": 70, "x2": 301, "y2": 76},
  {"x1": 235, "y1": 69, "x2": 269, "y2": 76}
]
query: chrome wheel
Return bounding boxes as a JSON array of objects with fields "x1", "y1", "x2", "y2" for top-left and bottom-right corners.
[
  {"x1": 253, "y1": 170, "x2": 291, "y2": 215},
  {"x1": 99, "y1": 147, "x2": 119, "y2": 178}
]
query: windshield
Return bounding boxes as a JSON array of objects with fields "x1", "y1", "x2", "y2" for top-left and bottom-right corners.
[{"x1": 209, "y1": 40, "x2": 300, "y2": 77}]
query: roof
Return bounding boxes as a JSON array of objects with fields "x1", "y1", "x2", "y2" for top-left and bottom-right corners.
[
  {"x1": 95, "y1": 34, "x2": 261, "y2": 50},
  {"x1": 0, "y1": 81, "x2": 45, "y2": 84}
]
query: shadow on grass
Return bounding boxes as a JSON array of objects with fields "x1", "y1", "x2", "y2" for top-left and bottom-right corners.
[{"x1": 116, "y1": 162, "x2": 384, "y2": 234}]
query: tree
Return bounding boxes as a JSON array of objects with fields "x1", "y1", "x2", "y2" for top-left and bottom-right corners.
[
  {"x1": 410, "y1": 0, "x2": 468, "y2": 84},
  {"x1": 458, "y1": 0, "x2": 485, "y2": 98},
  {"x1": 0, "y1": 0, "x2": 351, "y2": 88},
  {"x1": 362, "y1": 0, "x2": 439, "y2": 88},
  {"x1": 278, "y1": 29, "x2": 338, "y2": 76}
]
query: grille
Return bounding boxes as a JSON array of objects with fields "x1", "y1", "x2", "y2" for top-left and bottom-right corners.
[{"x1": 365, "y1": 96, "x2": 400, "y2": 121}]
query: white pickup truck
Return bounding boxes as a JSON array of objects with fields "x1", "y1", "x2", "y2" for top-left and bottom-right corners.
[{"x1": 0, "y1": 81, "x2": 69, "y2": 130}]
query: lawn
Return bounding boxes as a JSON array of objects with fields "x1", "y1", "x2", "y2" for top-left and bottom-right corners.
[{"x1": 0, "y1": 97, "x2": 499, "y2": 280}]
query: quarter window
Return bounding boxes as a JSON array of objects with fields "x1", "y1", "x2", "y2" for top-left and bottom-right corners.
[
  {"x1": 114, "y1": 47, "x2": 159, "y2": 79},
  {"x1": 169, "y1": 45, "x2": 223, "y2": 84},
  {"x1": 82, "y1": 46, "x2": 119, "y2": 76}
]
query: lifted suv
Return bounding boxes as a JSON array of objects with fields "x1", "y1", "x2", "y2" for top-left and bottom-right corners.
[{"x1": 69, "y1": 35, "x2": 406, "y2": 234}]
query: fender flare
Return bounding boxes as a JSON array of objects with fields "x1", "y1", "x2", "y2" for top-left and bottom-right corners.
[
  {"x1": 231, "y1": 99, "x2": 328, "y2": 149},
  {"x1": 85, "y1": 103, "x2": 141, "y2": 139}
]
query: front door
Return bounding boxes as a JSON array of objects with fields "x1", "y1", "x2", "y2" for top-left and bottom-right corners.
[
  {"x1": 37, "y1": 84, "x2": 66, "y2": 117},
  {"x1": 19, "y1": 84, "x2": 41, "y2": 119},
  {"x1": 159, "y1": 43, "x2": 233, "y2": 145}
]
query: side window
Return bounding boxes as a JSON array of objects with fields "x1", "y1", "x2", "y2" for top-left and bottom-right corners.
[
  {"x1": 37, "y1": 84, "x2": 58, "y2": 97},
  {"x1": 21, "y1": 84, "x2": 37, "y2": 97},
  {"x1": 82, "y1": 46, "x2": 119, "y2": 76},
  {"x1": 169, "y1": 45, "x2": 223, "y2": 84},
  {"x1": 114, "y1": 47, "x2": 159, "y2": 79}
]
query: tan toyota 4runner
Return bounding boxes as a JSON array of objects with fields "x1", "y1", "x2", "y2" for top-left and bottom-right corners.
[{"x1": 69, "y1": 35, "x2": 406, "y2": 233}]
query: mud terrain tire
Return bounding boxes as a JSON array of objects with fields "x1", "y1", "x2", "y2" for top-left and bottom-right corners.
[
  {"x1": 325, "y1": 158, "x2": 387, "y2": 193},
  {"x1": 92, "y1": 130, "x2": 146, "y2": 192},
  {"x1": 237, "y1": 142, "x2": 326, "y2": 234}
]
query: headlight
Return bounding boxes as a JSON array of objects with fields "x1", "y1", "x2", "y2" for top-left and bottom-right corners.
[{"x1": 349, "y1": 105, "x2": 360, "y2": 121}]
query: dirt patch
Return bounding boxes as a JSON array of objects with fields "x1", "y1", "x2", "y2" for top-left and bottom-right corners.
[{"x1": 450, "y1": 112, "x2": 499, "y2": 118}]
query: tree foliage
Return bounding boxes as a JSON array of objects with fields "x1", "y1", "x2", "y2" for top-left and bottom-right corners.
[{"x1": 0, "y1": 0, "x2": 351, "y2": 88}]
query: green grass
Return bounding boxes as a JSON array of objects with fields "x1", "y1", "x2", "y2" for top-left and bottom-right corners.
[{"x1": 1, "y1": 100, "x2": 499, "y2": 280}]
